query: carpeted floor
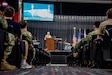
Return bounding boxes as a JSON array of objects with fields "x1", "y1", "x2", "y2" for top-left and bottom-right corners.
[{"x1": 0, "y1": 66, "x2": 112, "y2": 75}]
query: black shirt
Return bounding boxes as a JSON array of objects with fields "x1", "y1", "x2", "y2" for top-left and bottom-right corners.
[{"x1": 6, "y1": 19, "x2": 21, "y2": 38}]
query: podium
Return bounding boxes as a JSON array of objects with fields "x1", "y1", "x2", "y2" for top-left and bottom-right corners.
[{"x1": 46, "y1": 38, "x2": 55, "y2": 51}]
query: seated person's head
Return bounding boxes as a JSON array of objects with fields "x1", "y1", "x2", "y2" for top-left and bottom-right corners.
[
  {"x1": 106, "y1": 8, "x2": 112, "y2": 19},
  {"x1": 4, "y1": 6, "x2": 15, "y2": 17},
  {"x1": 93, "y1": 21, "x2": 100, "y2": 29},
  {"x1": 19, "y1": 20, "x2": 27, "y2": 29}
]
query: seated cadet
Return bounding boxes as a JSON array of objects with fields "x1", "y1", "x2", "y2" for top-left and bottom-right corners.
[
  {"x1": 0, "y1": 12, "x2": 16, "y2": 70},
  {"x1": 99, "y1": 8, "x2": 112, "y2": 35},
  {"x1": 73, "y1": 29, "x2": 90, "y2": 58},
  {"x1": 98, "y1": 8, "x2": 112, "y2": 67},
  {"x1": 74, "y1": 34, "x2": 88, "y2": 66},
  {"x1": 86, "y1": 21, "x2": 101, "y2": 68},
  {"x1": 3, "y1": 6, "x2": 22, "y2": 69},
  {"x1": 67, "y1": 29, "x2": 89, "y2": 66},
  {"x1": 19, "y1": 20, "x2": 34, "y2": 69},
  {"x1": 87, "y1": 21, "x2": 101, "y2": 43},
  {"x1": 4, "y1": 6, "x2": 21, "y2": 39}
]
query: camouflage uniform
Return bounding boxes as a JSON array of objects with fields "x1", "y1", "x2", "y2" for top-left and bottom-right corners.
[
  {"x1": 0, "y1": 12, "x2": 16, "y2": 70},
  {"x1": 72, "y1": 38, "x2": 87, "y2": 58},
  {"x1": 4, "y1": 33, "x2": 15, "y2": 56},
  {"x1": 21, "y1": 29, "x2": 35, "y2": 66},
  {"x1": 99, "y1": 19, "x2": 112, "y2": 35},
  {"x1": 87, "y1": 28, "x2": 101, "y2": 43},
  {"x1": 75, "y1": 38, "x2": 87, "y2": 50},
  {"x1": 86, "y1": 28, "x2": 102, "y2": 65},
  {"x1": 21, "y1": 30, "x2": 33, "y2": 44},
  {"x1": 0, "y1": 13, "x2": 8, "y2": 29},
  {"x1": 0, "y1": 13, "x2": 15, "y2": 56}
]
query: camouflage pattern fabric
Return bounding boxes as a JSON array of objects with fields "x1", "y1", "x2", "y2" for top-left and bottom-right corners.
[
  {"x1": 0, "y1": 13, "x2": 8, "y2": 30},
  {"x1": 4, "y1": 33, "x2": 15, "y2": 56},
  {"x1": 87, "y1": 28, "x2": 101, "y2": 43},
  {"x1": 21, "y1": 30, "x2": 33, "y2": 44},
  {"x1": 99, "y1": 19, "x2": 112, "y2": 35},
  {"x1": 75, "y1": 38, "x2": 87, "y2": 50}
]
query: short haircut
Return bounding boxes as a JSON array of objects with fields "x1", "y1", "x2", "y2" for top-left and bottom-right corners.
[
  {"x1": 106, "y1": 8, "x2": 112, "y2": 19},
  {"x1": 94, "y1": 21, "x2": 100, "y2": 28},
  {"x1": 4, "y1": 6, "x2": 15, "y2": 17},
  {"x1": 19, "y1": 20, "x2": 27, "y2": 28}
]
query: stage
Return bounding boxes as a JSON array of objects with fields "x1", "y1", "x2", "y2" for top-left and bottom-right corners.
[{"x1": 50, "y1": 50, "x2": 71, "y2": 64}]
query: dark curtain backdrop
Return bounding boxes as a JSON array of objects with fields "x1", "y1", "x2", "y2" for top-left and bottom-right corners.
[{"x1": 27, "y1": 15, "x2": 105, "y2": 49}]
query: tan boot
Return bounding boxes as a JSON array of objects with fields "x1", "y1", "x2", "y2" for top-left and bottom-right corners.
[
  {"x1": 0, "y1": 56, "x2": 16, "y2": 70},
  {"x1": 73, "y1": 52, "x2": 78, "y2": 58},
  {"x1": 30, "y1": 60, "x2": 35, "y2": 68}
]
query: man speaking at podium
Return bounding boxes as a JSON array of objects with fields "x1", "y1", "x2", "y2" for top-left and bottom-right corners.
[
  {"x1": 44, "y1": 32, "x2": 52, "y2": 40},
  {"x1": 44, "y1": 32, "x2": 52, "y2": 50}
]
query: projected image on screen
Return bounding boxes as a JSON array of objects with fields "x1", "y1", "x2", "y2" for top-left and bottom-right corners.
[{"x1": 23, "y1": 2, "x2": 54, "y2": 21}]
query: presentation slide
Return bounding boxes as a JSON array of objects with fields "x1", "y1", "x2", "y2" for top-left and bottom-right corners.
[{"x1": 23, "y1": 2, "x2": 54, "y2": 21}]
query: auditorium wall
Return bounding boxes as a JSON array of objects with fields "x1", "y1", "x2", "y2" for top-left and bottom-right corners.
[
  {"x1": 22, "y1": 1, "x2": 112, "y2": 49},
  {"x1": 27, "y1": 15, "x2": 105, "y2": 49}
]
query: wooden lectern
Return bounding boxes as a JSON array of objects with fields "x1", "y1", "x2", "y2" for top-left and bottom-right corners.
[{"x1": 46, "y1": 38, "x2": 55, "y2": 51}]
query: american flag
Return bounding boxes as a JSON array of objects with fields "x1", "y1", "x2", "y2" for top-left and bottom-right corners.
[{"x1": 73, "y1": 27, "x2": 77, "y2": 47}]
